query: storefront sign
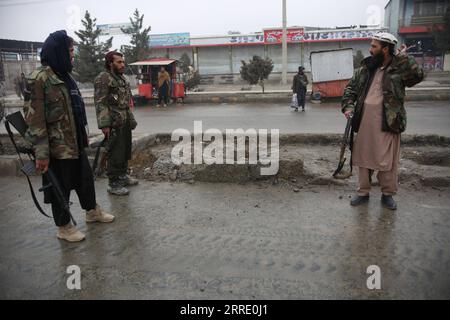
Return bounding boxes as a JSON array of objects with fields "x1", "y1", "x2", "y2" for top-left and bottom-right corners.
[
  {"x1": 149, "y1": 33, "x2": 191, "y2": 47},
  {"x1": 263, "y1": 28, "x2": 380, "y2": 43},
  {"x1": 98, "y1": 23, "x2": 133, "y2": 36},
  {"x1": 229, "y1": 35, "x2": 264, "y2": 44},
  {"x1": 302, "y1": 29, "x2": 379, "y2": 42},
  {"x1": 264, "y1": 28, "x2": 304, "y2": 43}
]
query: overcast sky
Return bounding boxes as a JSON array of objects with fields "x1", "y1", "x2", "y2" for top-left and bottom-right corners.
[{"x1": 0, "y1": 0, "x2": 390, "y2": 48}]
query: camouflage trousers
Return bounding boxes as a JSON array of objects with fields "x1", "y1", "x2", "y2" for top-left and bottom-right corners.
[{"x1": 107, "y1": 120, "x2": 132, "y2": 184}]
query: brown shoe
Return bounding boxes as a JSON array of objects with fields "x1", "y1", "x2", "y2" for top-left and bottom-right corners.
[
  {"x1": 86, "y1": 204, "x2": 115, "y2": 223},
  {"x1": 57, "y1": 224, "x2": 85, "y2": 242}
]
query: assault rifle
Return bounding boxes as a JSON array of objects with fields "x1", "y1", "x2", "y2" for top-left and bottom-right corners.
[
  {"x1": 5, "y1": 111, "x2": 77, "y2": 226},
  {"x1": 333, "y1": 113, "x2": 353, "y2": 179}
]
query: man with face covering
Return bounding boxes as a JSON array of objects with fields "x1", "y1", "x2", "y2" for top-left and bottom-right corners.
[
  {"x1": 24, "y1": 30, "x2": 115, "y2": 242},
  {"x1": 341, "y1": 32, "x2": 424, "y2": 210}
]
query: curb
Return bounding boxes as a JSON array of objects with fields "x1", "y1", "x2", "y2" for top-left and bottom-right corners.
[
  {"x1": 2, "y1": 134, "x2": 449, "y2": 188},
  {"x1": 3, "y1": 90, "x2": 450, "y2": 108}
]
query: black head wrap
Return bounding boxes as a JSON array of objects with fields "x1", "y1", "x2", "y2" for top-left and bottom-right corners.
[
  {"x1": 41, "y1": 30, "x2": 73, "y2": 74},
  {"x1": 41, "y1": 30, "x2": 89, "y2": 150}
]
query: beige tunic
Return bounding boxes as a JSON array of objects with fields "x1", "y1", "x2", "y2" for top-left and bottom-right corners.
[{"x1": 352, "y1": 67, "x2": 401, "y2": 172}]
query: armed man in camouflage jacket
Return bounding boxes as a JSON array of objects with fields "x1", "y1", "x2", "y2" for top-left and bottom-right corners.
[
  {"x1": 25, "y1": 30, "x2": 114, "y2": 243},
  {"x1": 94, "y1": 51, "x2": 138, "y2": 196},
  {"x1": 341, "y1": 32, "x2": 424, "y2": 210}
]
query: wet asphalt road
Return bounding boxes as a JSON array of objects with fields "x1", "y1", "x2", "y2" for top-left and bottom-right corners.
[
  {"x1": 93, "y1": 101, "x2": 450, "y2": 136},
  {"x1": 1, "y1": 177, "x2": 449, "y2": 299},
  {"x1": 2, "y1": 101, "x2": 450, "y2": 137}
]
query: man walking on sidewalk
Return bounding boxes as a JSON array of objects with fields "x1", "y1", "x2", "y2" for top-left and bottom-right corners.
[{"x1": 342, "y1": 32, "x2": 424, "y2": 210}]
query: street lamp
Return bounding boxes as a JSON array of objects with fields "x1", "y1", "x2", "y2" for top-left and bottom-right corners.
[{"x1": 282, "y1": 0, "x2": 288, "y2": 85}]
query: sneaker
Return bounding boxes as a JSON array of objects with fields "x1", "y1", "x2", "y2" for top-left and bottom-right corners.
[
  {"x1": 119, "y1": 175, "x2": 139, "y2": 187},
  {"x1": 57, "y1": 224, "x2": 85, "y2": 242},
  {"x1": 107, "y1": 183, "x2": 130, "y2": 196},
  {"x1": 156, "y1": 104, "x2": 161, "y2": 108},
  {"x1": 381, "y1": 195, "x2": 397, "y2": 211},
  {"x1": 350, "y1": 195, "x2": 370, "y2": 206},
  {"x1": 86, "y1": 204, "x2": 115, "y2": 223}
]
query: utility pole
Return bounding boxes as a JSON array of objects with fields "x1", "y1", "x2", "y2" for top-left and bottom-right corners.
[{"x1": 281, "y1": 0, "x2": 288, "y2": 85}]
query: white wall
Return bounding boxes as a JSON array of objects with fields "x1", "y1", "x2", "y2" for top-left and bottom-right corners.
[
  {"x1": 168, "y1": 47, "x2": 193, "y2": 62},
  {"x1": 197, "y1": 46, "x2": 231, "y2": 74},
  {"x1": 444, "y1": 54, "x2": 450, "y2": 72},
  {"x1": 150, "y1": 48, "x2": 168, "y2": 58},
  {"x1": 267, "y1": 43, "x2": 302, "y2": 73},
  {"x1": 231, "y1": 45, "x2": 265, "y2": 74}
]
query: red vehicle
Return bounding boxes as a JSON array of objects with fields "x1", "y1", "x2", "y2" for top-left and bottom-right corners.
[{"x1": 130, "y1": 58, "x2": 185, "y2": 104}]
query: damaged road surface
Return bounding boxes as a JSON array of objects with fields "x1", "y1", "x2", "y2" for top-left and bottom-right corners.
[{"x1": 0, "y1": 177, "x2": 449, "y2": 299}]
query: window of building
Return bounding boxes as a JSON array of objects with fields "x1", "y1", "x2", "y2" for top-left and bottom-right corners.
[
  {"x1": 1, "y1": 52, "x2": 19, "y2": 61},
  {"x1": 414, "y1": 0, "x2": 449, "y2": 16},
  {"x1": 20, "y1": 53, "x2": 37, "y2": 61}
]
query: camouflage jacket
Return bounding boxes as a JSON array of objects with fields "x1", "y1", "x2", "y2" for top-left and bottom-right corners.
[
  {"x1": 24, "y1": 66, "x2": 80, "y2": 160},
  {"x1": 292, "y1": 73, "x2": 308, "y2": 93},
  {"x1": 342, "y1": 53, "x2": 424, "y2": 134},
  {"x1": 94, "y1": 71, "x2": 137, "y2": 130}
]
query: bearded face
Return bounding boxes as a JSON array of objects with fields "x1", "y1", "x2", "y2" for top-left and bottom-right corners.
[
  {"x1": 367, "y1": 51, "x2": 385, "y2": 71},
  {"x1": 111, "y1": 55, "x2": 126, "y2": 75},
  {"x1": 367, "y1": 40, "x2": 386, "y2": 71}
]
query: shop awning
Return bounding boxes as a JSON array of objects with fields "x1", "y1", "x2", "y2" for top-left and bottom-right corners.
[{"x1": 129, "y1": 58, "x2": 176, "y2": 66}]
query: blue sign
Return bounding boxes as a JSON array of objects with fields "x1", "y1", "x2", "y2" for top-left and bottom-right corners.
[{"x1": 149, "y1": 33, "x2": 190, "y2": 47}]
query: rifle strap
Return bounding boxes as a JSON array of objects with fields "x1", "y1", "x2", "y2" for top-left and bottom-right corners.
[{"x1": 5, "y1": 120, "x2": 52, "y2": 219}]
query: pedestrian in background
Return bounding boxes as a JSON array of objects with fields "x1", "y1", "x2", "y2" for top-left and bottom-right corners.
[
  {"x1": 157, "y1": 66, "x2": 170, "y2": 108},
  {"x1": 14, "y1": 73, "x2": 26, "y2": 100},
  {"x1": 292, "y1": 66, "x2": 308, "y2": 112}
]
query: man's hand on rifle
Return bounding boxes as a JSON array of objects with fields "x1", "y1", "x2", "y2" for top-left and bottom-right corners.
[
  {"x1": 36, "y1": 159, "x2": 49, "y2": 173},
  {"x1": 102, "y1": 127, "x2": 111, "y2": 140},
  {"x1": 344, "y1": 110, "x2": 353, "y2": 119}
]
